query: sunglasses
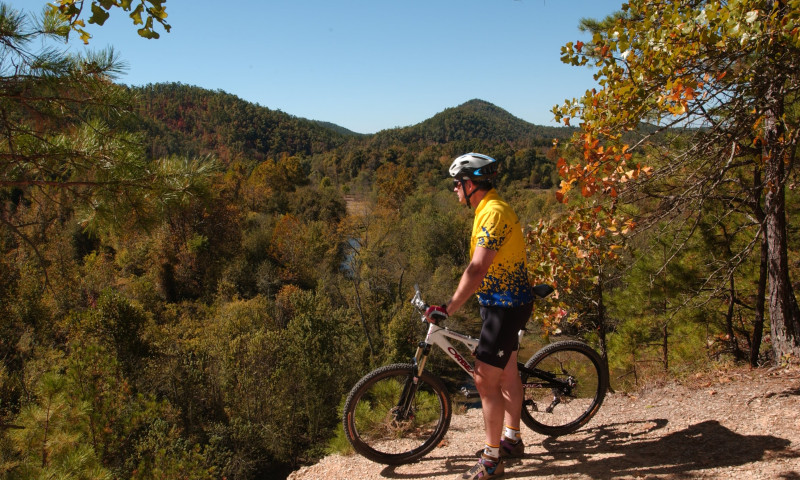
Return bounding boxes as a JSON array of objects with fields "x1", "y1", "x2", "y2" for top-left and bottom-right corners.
[{"x1": 453, "y1": 179, "x2": 468, "y2": 188}]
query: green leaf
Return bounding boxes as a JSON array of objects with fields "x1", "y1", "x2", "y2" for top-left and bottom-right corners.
[
  {"x1": 137, "y1": 27, "x2": 158, "y2": 39},
  {"x1": 89, "y1": 3, "x2": 110, "y2": 25},
  {"x1": 150, "y1": 5, "x2": 168, "y2": 20},
  {"x1": 129, "y1": 4, "x2": 143, "y2": 25}
]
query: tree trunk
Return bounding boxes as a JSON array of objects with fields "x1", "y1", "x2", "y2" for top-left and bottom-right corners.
[
  {"x1": 596, "y1": 276, "x2": 608, "y2": 362},
  {"x1": 725, "y1": 273, "x2": 745, "y2": 361},
  {"x1": 661, "y1": 245, "x2": 669, "y2": 372},
  {"x1": 351, "y1": 277, "x2": 376, "y2": 357},
  {"x1": 763, "y1": 158, "x2": 800, "y2": 361},
  {"x1": 662, "y1": 323, "x2": 668, "y2": 372},
  {"x1": 751, "y1": 230, "x2": 768, "y2": 367},
  {"x1": 762, "y1": 2, "x2": 800, "y2": 361}
]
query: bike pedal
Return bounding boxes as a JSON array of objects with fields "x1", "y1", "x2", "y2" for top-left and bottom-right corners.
[{"x1": 460, "y1": 386, "x2": 479, "y2": 398}]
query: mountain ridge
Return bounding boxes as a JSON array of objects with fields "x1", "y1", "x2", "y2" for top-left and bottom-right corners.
[{"x1": 130, "y1": 82, "x2": 574, "y2": 169}]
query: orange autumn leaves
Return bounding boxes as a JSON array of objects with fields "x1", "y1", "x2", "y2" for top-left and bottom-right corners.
[
  {"x1": 528, "y1": 131, "x2": 649, "y2": 331},
  {"x1": 556, "y1": 133, "x2": 651, "y2": 204}
]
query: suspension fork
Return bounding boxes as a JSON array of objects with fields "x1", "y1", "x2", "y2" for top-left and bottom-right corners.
[{"x1": 395, "y1": 341, "x2": 432, "y2": 418}]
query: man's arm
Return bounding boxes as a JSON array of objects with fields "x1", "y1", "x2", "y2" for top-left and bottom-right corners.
[{"x1": 446, "y1": 246, "x2": 496, "y2": 315}]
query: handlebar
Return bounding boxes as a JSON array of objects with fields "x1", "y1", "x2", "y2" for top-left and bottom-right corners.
[{"x1": 411, "y1": 284, "x2": 429, "y2": 322}]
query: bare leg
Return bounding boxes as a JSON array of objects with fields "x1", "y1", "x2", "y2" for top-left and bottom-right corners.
[
  {"x1": 474, "y1": 359, "x2": 505, "y2": 447},
  {"x1": 501, "y1": 350, "x2": 522, "y2": 430},
  {"x1": 475, "y1": 352, "x2": 521, "y2": 447}
]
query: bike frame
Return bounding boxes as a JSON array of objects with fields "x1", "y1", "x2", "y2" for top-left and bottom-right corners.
[
  {"x1": 408, "y1": 286, "x2": 557, "y2": 381},
  {"x1": 414, "y1": 322, "x2": 481, "y2": 378},
  {"x1": 412, "y1": 320, "x2": 557, "y2": 385}
]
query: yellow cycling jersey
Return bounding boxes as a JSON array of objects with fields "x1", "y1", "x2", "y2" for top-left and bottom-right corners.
[{"x1": 471, "y1": 189, "x2": 534, "y2": 307}]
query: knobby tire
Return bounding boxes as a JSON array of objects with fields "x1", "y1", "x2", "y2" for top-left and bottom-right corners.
[
  {"x1": 342, "y1": 363, "x2": 451, "y2": 465},
  {"x1": 520, "y1": 340, "x2": 608, "y2": 436}
]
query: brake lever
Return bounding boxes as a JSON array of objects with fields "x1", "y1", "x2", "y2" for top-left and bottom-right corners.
[{"x1": 410, "y1": 284, "x2": 429, "y2": 321}]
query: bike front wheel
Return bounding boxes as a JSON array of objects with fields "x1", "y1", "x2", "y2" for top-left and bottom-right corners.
[
  {"x1": 342, "y1": 363, "x2": 451, "y2": 465},
  {"x1": 520, "y1": 340, "x2": 608, "y2": 436}
]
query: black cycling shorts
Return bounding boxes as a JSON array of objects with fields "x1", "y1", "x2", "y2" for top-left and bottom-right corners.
[{"x1": 475, "y1": 302, "x2": 534, "y2": 369}]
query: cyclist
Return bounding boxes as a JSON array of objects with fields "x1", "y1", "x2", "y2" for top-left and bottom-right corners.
[{"x1": 425, "y1": 153, "x2": 535, "y2": 479}]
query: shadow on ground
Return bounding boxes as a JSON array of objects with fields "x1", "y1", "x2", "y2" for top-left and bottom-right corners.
[{"x1": 380, "y1": 419, "x2": 798, "y2": 479}]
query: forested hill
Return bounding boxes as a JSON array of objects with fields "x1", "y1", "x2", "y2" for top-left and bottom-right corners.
[
  {"x1": 311, "y1": 120, "x2": 364, "y2": 137},
  {"x1": 370, "y1": 99, "x2": 575, "y2": 148},
  {"x1": 131, "y1": 83, "x2": 354, "y2": 164},
  {"x1": 130, "y1": 83, "x2": 574, "y2": 170}
]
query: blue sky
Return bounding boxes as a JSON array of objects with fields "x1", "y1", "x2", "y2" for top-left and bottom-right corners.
[{"x1": 15, "y1": 0, "x2": 623, "y2": 134}]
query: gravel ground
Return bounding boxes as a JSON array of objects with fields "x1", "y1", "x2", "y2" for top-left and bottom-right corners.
[{"x1": 289, "y1": 364, "x2": 800, "y2": 479}]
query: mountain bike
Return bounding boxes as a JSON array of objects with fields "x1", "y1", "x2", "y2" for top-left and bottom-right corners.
[{"x1": 342, "y1": 284, "x2": 609, "y2": 465}]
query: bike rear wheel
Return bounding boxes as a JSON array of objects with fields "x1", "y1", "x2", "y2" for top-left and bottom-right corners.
[
  {"x1": 520, "y1": 340, "x2": 608, "y2": 436},
  {"x1": 342, "y1": 363, "x2": 451, "y2": 465}
]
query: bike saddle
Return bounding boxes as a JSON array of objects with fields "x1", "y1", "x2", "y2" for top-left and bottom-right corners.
[{"x1": 532, "y1": 284, "x2": 554, "y2": 298}]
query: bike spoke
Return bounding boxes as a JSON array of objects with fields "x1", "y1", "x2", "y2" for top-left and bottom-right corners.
[
  {"x1": 344, "y1": 364, "x2": 451, "y2": 464},
  {"x1": 520, "y1": 341, "x2": 607, "y2": 436}
]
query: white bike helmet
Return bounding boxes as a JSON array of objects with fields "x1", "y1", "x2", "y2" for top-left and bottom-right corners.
[
  {"x1": 449, "y1": 153, "x2": 498, "y2": 208},
  {"x1": 449, "y1": 152, "x2": 499, "y2": 182}
]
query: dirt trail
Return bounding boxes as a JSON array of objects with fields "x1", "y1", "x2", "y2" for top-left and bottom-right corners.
[{"x1": 290, "y1": 365, "x2": 800, "y2": 479}]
